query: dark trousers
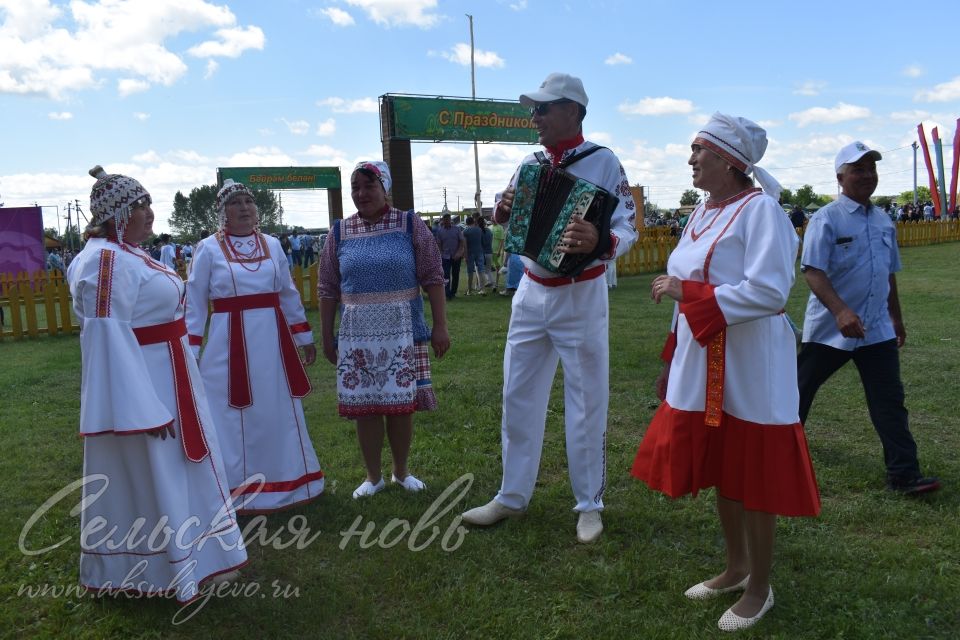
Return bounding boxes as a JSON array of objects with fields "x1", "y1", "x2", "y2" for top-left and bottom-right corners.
[
  {"x1": 798, "y1": 339, "x2": 919, "y2": 477},
  {"x1": 442, "y1": 257, "x2": 462, "y2": 299}
]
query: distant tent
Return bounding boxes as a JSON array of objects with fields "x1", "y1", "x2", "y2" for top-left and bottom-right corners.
[
  {"x1": 44, "y1": 234, "x2": 62, "y2": 248},
  {"x1": 804, "y1": 203, "x2": 822, "y2": 212}
]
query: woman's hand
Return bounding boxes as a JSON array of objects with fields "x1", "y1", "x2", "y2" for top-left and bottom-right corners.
[
  {"x1": 301, "y1": 344, "x2": 317, "y2": 366},
  {"x1": 431, "y1": 325, "x2": 450, "y2": 359},
  {"x1": 322, "y1": 337, "x2": 338, "y2": 365},
  {"x1": 655, "y1": 363, "x2": 671, "y2": 402},
  {"x1": 651, "y1": 275, "x2": 682, "y2": 303}
]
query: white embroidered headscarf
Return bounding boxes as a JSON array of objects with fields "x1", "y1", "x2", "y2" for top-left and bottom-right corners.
[{"x1": 693, "y1": 112, "x2": 782, "y2": 199}]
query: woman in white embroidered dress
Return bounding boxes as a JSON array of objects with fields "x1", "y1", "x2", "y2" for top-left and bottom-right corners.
[
  {"x1": 318, "y1": 161, "x2": 449, "y2": 499},
  {"x1": 69, "y1": 166, "x2": 246, "y2": 604},
  {"x1": 186, "y1": 180, "x2": 324, "y2": 513},
  {"x1": 631, "y1": 115, "x2": 820, "y2": 632}
]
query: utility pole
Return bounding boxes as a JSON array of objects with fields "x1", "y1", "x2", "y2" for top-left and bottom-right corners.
[
  {"x1": 467, "y1": 14, "x2": 482, "y2": 215},
  {"x1": 65, "y1": 201, "x2": 73, "y2": 252},
  {"x1": 442, "y1": 187, "x2": 449, "y2": 213}
]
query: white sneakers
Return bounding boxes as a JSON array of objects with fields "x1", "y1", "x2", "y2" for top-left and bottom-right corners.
[
  {"x1": 352, "y1": 477, "x2": 385, "y2": 499},
  {"x1": 576, "y1": 511, "x2": 603, "y2": 544},
  {"x1": 717, "y1": 587, "x2": 774, "y2": 632},
  {"x1": 461, "y1": 499, "x2": 525, "y2": 526},
  {"x1": 392, "y1": 473, "x2": 426, "y2": 492}
]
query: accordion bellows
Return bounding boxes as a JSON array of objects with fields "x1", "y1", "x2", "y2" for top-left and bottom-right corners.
[{"x1": 505, "y1": 162, "x2": 618, "y2": 277}]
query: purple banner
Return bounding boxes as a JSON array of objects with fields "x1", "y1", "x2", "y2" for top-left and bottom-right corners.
[{"x1": 0, "y1": 207, "x2": 45, "y2": 276}]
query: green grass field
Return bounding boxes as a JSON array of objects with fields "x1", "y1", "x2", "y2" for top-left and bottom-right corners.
[{"x1": 1, "y1": 244, "x2": 958, "y2": 639}]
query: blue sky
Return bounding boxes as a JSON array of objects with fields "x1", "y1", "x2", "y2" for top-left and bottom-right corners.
[{"x1": 2, "y1": 0, "x2": 960, "y2": 234}]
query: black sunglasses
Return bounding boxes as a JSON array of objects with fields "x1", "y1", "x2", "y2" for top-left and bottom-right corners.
[{"x1": 529, "y1": 99, "x2": 573, "y2": 117}]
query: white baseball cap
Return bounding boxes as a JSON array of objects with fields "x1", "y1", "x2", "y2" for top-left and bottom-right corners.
[
  {"x1": 519, "y1": 73, "x2": 589, "y2": 108},
  {"x1": 835, "y1": 141, "x2": 882, "y2": 173}
]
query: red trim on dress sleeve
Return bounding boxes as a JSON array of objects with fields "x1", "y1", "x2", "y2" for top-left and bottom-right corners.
[
  {"x1": 660, "y1": 331, "x2": 677, "y2": 363},
  {"x1": 188, "y1": 334, "x2": 203, "y2": 346},
  {"x1": 95, "y1": 250, "x2": 115, "y2": 318},
  {"x1": 289, "y1": 322, "x2": 311, "y2": 334},
  {"x1": 679, "y1": 281, "x2": 726, "y2": 346}
]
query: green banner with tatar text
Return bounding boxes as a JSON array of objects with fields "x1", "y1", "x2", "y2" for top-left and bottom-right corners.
[
  {"x1": 217, "y1": 167, "x2": 341, "y2": 190},
  {"x1": 386, "y1": 96, "x2": 538, "y2": 144}
]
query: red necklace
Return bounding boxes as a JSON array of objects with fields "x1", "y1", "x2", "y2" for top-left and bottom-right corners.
[{"x1": 225, "y1": 232, "x2": 266, "y2": 272}]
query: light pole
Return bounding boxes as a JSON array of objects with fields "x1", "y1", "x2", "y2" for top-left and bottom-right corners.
[{"x1": 467, "y1": 14, "x2": 482, "y2": 215}]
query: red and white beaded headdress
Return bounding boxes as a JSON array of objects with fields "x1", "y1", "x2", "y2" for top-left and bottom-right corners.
[{"x1": 88, "y1": 165, "x2": 151, "y2": 245}]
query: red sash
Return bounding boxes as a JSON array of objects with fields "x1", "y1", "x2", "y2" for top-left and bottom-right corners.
[
  {"x1": 133, "y1": 318, "x2": 209, "y2": 462},
  {"x1": 211, "y1": 292, "x2": 311, "y2": 408}
]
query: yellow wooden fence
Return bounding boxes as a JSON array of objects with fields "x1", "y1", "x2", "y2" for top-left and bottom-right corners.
[
  {"x1": 2, "y1": 220, "x2": 958, "y2": 339},
  {"x1": 0, "y1": 264, "x2": 321, "y2": 341}
]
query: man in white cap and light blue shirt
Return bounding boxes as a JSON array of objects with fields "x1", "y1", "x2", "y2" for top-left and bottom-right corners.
[
  {"x1": 798, "y1": 141, "x2": 940, "y2": 495},
  {"x1": 461, "y1": 72, "x2": 639, "y2": 543}
]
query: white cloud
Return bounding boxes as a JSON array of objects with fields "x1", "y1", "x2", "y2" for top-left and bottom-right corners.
[
  {"x1": 604, "y1": 53, "x2": 632, "y2": 66},
  {"x1": 281, "y1": 118, "x2": 311, "y2": 135},
  {"x1": 902, "y1": 65, "x2": 923, "y2": 78},
  {"x1": 440, "y1": 43, "x2": 505, "y2": 68},
  {"x1": 793, "y1": 81, "x2": 826, "y2": 96},
  {"x1": 132, "y1": 150, "x2": 162, "y2": 163},
  {"x1": 133, "y1": 112, "x2": 150, "y2": 121},
  {"x1": 317, "y1": 97, "x2": 379, "y2": 113},
  {"x1": 225, "y1": 146, "x2": 297, "y2": 167},
  {"x1": 757, "y1": 120, "x2": 781, "y2": 129},
  {"x1": 509, "y1": 0, "x2": 528, "y2": 9},
  {"x1": 316, "y1": 118, "x2": 336, "y2": 136},
  {"x1": 321, "y1": 7, "x2": 355, "y2": 26},
  {"x1": 344, "y1": 0, "x2": 440, "y2": 28},
  {"x1": 204, "y1": 59, "x2": 219, "y2": 79},
  {"x1": 788, "y1": 102, "x2": 871, "y2": 127},
  {"x1": 0, "y1": 0, "x2": 263, "y2": 100},
  {"x1": 619, "y1": 97, "x2": 694, "y2": 116},
  {"x1": 48, "y1": 111, "x2": 72, "y2": 120},
  {"x1": 187, "y1": 26, "x2": 265, "y2": 58},
  {"x1": 587, "y1": 131, "x2": 612, "y2": 145},
  {"x1": 890, "y1": 110, "x2": 930, "y2": 122},
  {"x1": 915, "y1": 76, "x2": 960, "y2": 102},
  {"x1": 118, "y1": 78, "x2": 150, "y2": 97}
]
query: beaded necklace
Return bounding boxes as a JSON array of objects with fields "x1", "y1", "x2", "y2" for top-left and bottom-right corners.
[{"x1": 218, "y1": 231, "x2": 267, "y2": 273}]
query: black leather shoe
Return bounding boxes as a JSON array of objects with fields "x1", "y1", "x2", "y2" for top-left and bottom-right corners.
[{"x1": 887, "y1": 474, "x2": 941, "y2": 495}]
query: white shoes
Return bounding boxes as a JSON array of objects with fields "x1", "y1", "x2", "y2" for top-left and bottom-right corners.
[
  {"x1": 461, "y1": 499, "x2": 524, "y2": 526},
  {"x1": 717, "y1": 587, "x2": 774, "y2": 632},
  {"x1": 684, "y1": 574, "x2": 750, "y2": 600},
  {"x1": 352, "y1": 477, "x2": 385, "y2": 499},
  {"x1": 392, "y1": 473, "x2": 426, "y2": 492},
  {"x1": 576, "y1": 510, "x2": 603, "y2": 544}
]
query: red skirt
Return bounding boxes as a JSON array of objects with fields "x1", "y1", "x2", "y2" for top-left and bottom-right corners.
[{"x1": 631, "y1": 402, "x2": 821, "y2": 517}]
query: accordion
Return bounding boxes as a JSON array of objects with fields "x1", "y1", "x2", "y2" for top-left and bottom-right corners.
[{"x1": 504, "y1": 154, "x2": 619, "y2": 277}]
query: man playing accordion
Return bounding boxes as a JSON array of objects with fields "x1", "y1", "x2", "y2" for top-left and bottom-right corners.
[{"x1": 462, "y1": 72, "x2": 639, "y2": 543}]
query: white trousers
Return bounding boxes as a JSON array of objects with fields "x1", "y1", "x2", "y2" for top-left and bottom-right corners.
[{"x1": 495, "y1": 273, "x2": 609, "y2": 512}]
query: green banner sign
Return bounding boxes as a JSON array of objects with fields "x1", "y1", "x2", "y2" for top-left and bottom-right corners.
[
  {"x1": 385, "y1": 95, "x2": 538, "y2": 144},
  {"x1": 217, "y1": 167, "x2": 341, "y2": 190}
]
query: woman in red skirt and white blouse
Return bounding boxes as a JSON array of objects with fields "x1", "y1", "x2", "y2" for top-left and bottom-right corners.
[{"x1": 631, "y1": 114, "x2": 820, "y2": 632}]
